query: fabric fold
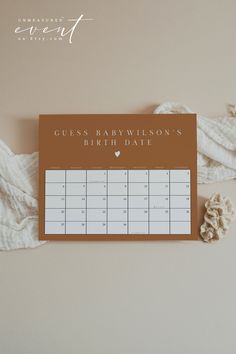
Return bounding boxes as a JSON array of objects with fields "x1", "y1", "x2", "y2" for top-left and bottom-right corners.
[
  {"x1": 153, "y1": 102, "x2": 236, "y2": 183},
  {"x1": 0, "y1": 141, "x2": 45, "y2": 250}
]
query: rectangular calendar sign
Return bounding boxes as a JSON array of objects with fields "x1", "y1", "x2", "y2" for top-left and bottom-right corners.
[{"x1": 39, "y1": 114, "x2": 197, "y2": 240}]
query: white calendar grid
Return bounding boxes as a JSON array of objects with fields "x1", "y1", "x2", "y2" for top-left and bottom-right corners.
[{"x1": 44, "y1": 169, "x2": 191, "y2": 235}]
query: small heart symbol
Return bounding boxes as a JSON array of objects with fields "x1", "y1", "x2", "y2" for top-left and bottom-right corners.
[{"x1": 115, "y1": 151, "x2": 120, "y2": 157}]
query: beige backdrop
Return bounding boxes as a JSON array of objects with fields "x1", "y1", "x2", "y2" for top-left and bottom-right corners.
[{"x1": 0, "y1": 0, "x2": 236, "y2": 353}]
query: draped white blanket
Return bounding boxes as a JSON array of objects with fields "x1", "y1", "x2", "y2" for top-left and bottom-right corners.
[
  {"x1": 154, "y1": 102, "x2": 236, "y2": 183},
  {"x1": 0, "y1": 102, "x2": 235, "y2": 250}
]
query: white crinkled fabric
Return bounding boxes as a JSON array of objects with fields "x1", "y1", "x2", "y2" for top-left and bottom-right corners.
[
  {"x1": 154, "y1": 102, "x2": 236, "y2": 183},
  {"x1": 0, "y1": 140, "x2": 45, "y2": 250},
  {"x1": 0, "y1": 102, "x2": 236, "y2": 250}
]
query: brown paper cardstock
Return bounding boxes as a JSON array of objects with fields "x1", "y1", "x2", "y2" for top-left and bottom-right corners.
[{"x1": 39, "y1": 114, "x2": 197, "y2": 240}]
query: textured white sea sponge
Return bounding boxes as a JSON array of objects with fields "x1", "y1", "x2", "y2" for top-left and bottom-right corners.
[{"x1": 200, "y1": 193, "x2": 235, "y2": 242}]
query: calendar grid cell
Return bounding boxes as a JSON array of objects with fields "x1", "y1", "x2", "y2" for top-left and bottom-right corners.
[
  {"x1": 127, "y1": 170, "x2": 129, "y2": 234},
  {"x1": 85, "y1": 170, "x2": 87, "y2": 234},
  {"x1": 169, "y1": 169, "x2": 171, "y2": 234},
  {"x1": 106, "y1": 170, "x2": 108, "y2": 234},
  {"x1": 65, "y1": 170, "x2": 67, "y2": 234},
  {"x1": 148, "y1": 170, "x2": 150, "y2": 234}
]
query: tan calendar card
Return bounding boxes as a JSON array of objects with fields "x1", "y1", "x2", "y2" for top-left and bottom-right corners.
[{"x1": 39, "y1": 114, "x2": 197, "y2": 240}]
